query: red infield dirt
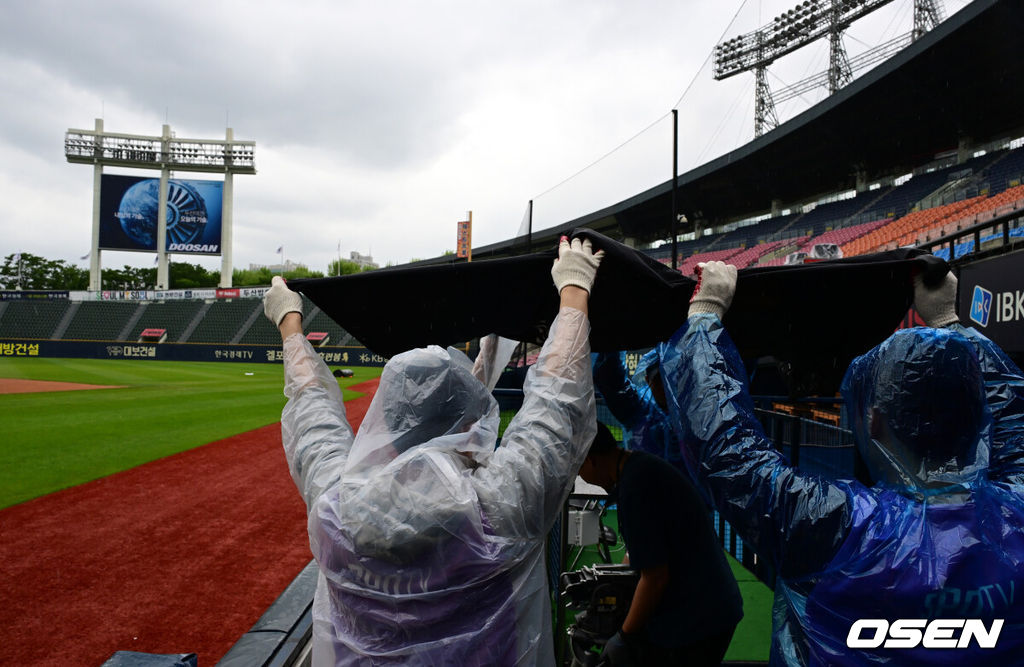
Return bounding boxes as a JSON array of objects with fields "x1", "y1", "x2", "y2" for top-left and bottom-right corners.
[
  {"x1": 0, "y1": 378, "x2": 128, "y2": 394},
  {"x1": 0, "y1": 378, "x2": 379, "y2": 667}
]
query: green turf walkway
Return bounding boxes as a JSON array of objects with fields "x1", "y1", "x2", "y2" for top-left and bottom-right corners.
[
  {"x1": 725, "y1": 553, "x2": 773, "y2": 663},
  {"x1": 560, "y1": 508, "x2": 771, "y2": 663}
]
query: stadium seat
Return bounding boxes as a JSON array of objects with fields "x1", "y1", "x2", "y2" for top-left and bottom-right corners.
[
  {"x1": 129, "y1": 301, "x2": 204, "y2": 342},
  {"x1": 188, "y1": 299, "x2": 261, "y2": 344},
  {"x1": 0, "y1": 300, "x2": 71, "y2": 339},
  {"x1": 62, "y1": 301, "x2": 140, "y2": 341}
]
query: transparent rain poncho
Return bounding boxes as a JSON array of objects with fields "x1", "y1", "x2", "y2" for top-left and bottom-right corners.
[
  {"x1": 659, "y1": 315, "x2": 1024, "y2": 665},
  {"x1": 280, "y1": 308, "x2": 595, "y2": 666}
]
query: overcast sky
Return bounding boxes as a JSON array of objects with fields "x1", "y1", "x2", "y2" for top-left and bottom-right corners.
[{"x1": 0, "y1": 0, "x2": 972, "y2": 275}]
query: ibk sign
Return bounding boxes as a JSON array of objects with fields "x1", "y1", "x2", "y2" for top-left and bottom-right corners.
[{"x1": 959, "y1": 252, "x2": 1024, "y2": 358}]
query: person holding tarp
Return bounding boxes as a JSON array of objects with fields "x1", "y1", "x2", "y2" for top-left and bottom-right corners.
[
  {"x1": 653, "y1": 260, "x2": 1024, "y2": 665},
  {"x1": 261, "y1": 236, "x2": 604, "y2": 666}
]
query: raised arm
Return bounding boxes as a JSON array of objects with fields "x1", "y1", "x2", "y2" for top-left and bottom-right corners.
[
  {"x1": 477, "y1": 237, "x2": 603, "y2": 536},
  {"x1": 264, "y1": 277, "x2": 356, "y2": 510},
  {"x1": 592, "y1": 351, "x2": 654, "y2": 433},
  {"x1": 660, "y1": 262, "x2": 853, "y2": 576},
  {"x1": 471, "y1": 334, "x2": 518, "y2": 392}
]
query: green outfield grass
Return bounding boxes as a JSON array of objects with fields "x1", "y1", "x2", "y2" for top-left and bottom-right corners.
[{"x1": 0, "y1": 358, "x2": 383, "y2": 510}]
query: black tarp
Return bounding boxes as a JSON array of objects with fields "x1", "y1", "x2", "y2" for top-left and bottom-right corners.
[{"x1": 290, "y1": 229, "x2": 948, "y2": 396}]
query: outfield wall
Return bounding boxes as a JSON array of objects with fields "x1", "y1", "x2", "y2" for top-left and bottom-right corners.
[
  {"x1": 0, "y1": 338, "x2": 387, "y2": 366},
  {"x1": 0, "y1": 288, "x2": 267, "y2": 302}
]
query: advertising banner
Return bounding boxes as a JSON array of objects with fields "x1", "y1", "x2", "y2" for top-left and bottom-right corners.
[
  {"x1": 0, "y1": 339, "x2": 388, "y2": 366},
  {"x1": 99, "y1": 174, "x2": 223, "y2": 255},
  {"x1": 99, "y1": 290, "x2": 151, "y2": 301},
  {"x1": 959, "y1": 251, "x2": 1024, "y2": 359},
  {"x1": 456, "y1": 218, "x2": 471, "y2": 258},
  {"x1": 151, "y1": 289, "x2": 217, "y2": 301},
  {"x1": 0, "y1": 341, "x2": 41, "y2": 356},
  {"x1": 0, "y1": 290, "x2": 69, "y2": 301}
]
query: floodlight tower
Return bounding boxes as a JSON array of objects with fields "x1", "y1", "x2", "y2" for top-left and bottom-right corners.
[
  {"x1": 913, "y1": 0, "x2": 945, "y2": 41},
  {"x1": 714, "y1": 0, "x2": 945, "y2": 137},
  {"x1": 65, "y1": 119, "x2": 256, "y2": 290},
  {"x1": 828, "y1": 1, "x2": 854, "y2": 93},
  {"x1": 753, "y1": 33, "x2": 780, "y2": 138}
]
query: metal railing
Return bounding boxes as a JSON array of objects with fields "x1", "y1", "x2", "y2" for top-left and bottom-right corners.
[{"x1": 921, "y1": 207, "x2": 1024, "y2": 262}]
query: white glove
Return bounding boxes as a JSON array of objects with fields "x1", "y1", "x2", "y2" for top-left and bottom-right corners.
[
  {"x1": 688, "y1": 261, "x2": 737, "y2": 320},
  {"x1": 263, "y1": 276, "x2": 303, "y2": 326},
  {"x1": 913, "y1": 271, "x2": 958, "y2": 327},
  {"x1": 551, "y1": 236, "x2": 605, "y2": 294}
]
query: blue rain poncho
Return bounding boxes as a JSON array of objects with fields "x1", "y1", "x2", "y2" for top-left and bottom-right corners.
[
  {"x1": 593, "y1": 350, "x2": 677, "y2": 462},
  {"x1": 658, "y1": 314, "x2": 1024, "y2": 665},
  {"x1": 592, "y1": 350, "x2": 707, "y2": 503},
  {"x1": 280, "y1": 308, "x2": 595, "y2": 666}
]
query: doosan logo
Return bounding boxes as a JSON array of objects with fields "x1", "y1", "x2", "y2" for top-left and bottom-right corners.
[
  {"x1": 846, "y1": 618, "x2": 1003, "y2": 649},
  {"x1": 168, "y1": 243, "x2": 218, "y2": 252}
]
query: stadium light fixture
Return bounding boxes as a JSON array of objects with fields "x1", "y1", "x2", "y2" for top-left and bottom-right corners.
[{"x1": 711, "y1": 0, "x2": 921, "y2": 136}]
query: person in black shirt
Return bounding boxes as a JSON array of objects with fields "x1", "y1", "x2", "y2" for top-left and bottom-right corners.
[{"x1": 577, "y1": 421, "x2": 743, "y2": 666}]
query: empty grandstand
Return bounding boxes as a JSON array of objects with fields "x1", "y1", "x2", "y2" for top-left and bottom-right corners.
[
  {"x1": 0, "y1": 293, "x2": 369, "y2": 370},
  {"x1": 0, "y1": 300, "x2": 70, "y2": 339},
  {"x1": 126, "y1": 301, "x2": 204, "y2": 342},
  {"x1": 187, "y1": 299, "x2": 261, "y2": 344},
  {"x1": 61, "y1": 301, "x2": 141, "y2": 341}
]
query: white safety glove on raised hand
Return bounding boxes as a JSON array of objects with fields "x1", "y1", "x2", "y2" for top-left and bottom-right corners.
[
  {"x1": 688, "y1": 261, "x2": 737, "y2": 320},
  {"x1": 551, "y1": 236, "x2": 605, "y2": 294},
  {"x1": 913, "y1": 271, "x2": 959, "y2": 327},
  {"x1": 263, "y1": 276, "x2": 303, "y2": 326}
]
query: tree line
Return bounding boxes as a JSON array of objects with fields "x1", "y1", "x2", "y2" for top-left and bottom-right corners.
[{"x1": 0, "y1": 253, "x2": 377, "y2": 291}]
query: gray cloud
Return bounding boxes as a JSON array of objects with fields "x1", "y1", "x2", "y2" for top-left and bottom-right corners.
[{"x1": 0, "y1": 0, "x2": 968, "y2": 270}]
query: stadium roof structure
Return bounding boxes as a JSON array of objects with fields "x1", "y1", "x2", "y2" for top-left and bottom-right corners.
[{"x1": 462, "y1": 0, "x2": 1024, "y2": 261}]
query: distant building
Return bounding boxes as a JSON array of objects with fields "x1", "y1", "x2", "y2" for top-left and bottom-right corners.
[
  {"x1": 249, "y1": 260, "x2": 308, "y2": 273},
  {"x1": 349, "y1": 251, "x2": 378, "y2": 269}
]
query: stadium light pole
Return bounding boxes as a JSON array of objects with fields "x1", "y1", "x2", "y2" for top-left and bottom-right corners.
[
  {"x1": 220, "y1": 127, "x2": 235, "y2": 289},
  {"x1": 156, "y1": 124, "x2": 170, "y2": 289},
  {"x1": 671, "y1": 109, "x2": 678, "y2": 270},
  {"x1": 89, "y1": 118, "x2": 103, "y2": 291},
  {"x1": 527, "y1": 199, "x2": 533, "y2": 253}
]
